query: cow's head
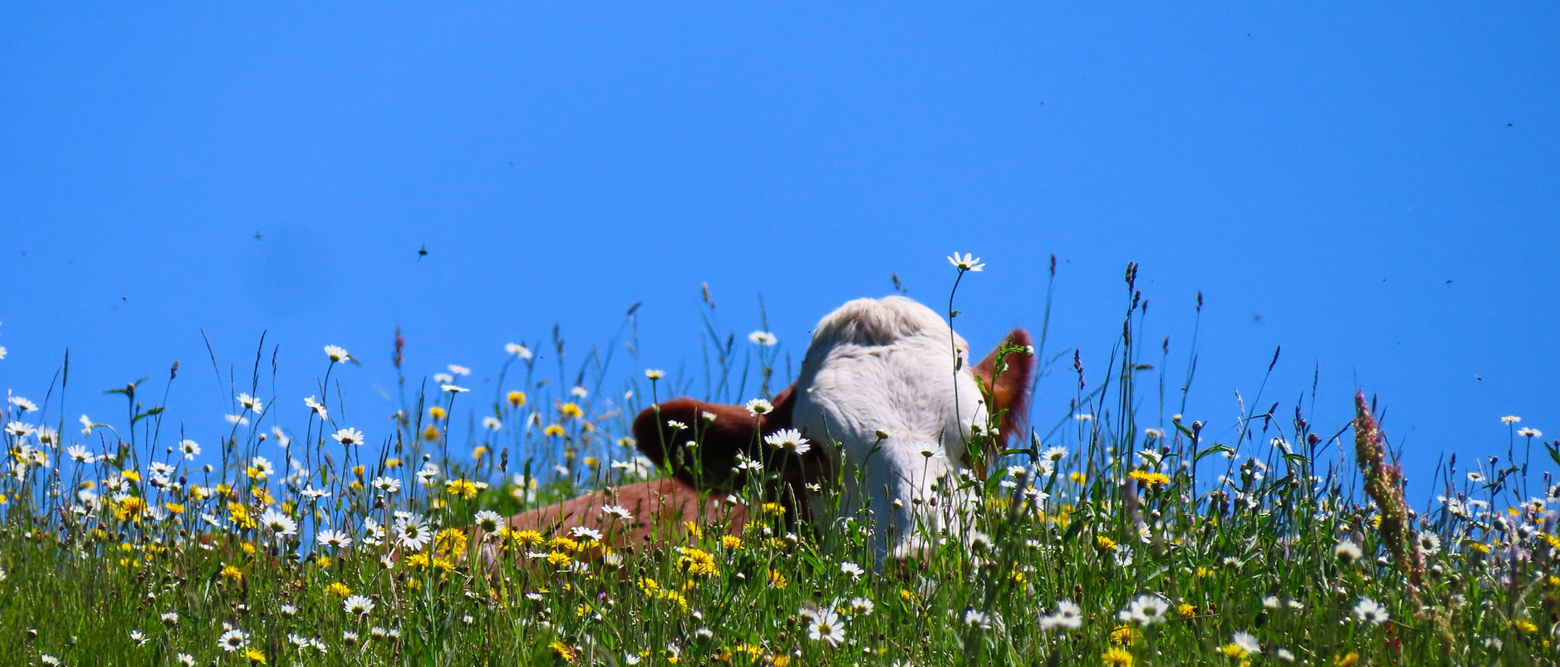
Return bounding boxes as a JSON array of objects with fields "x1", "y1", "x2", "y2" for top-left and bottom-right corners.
[{"x1": 634, "y1": 296, "x2": 1032, "y2": 565}]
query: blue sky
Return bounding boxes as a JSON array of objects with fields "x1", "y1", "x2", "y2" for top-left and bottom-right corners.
[{"x1": 2, "y1": 3, "x2": 1556, "y2": 501}]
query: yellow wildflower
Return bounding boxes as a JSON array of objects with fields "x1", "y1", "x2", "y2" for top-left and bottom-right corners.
[
  {"x1": 326, "y1": 582, "x2": 351, "y2": 598},
  {"x1": 544, "y1": 424, "x2": 566, "y2": 437},
  {"x1": 445, "y1": 479, "x2": 480, "y2": 500},
  {"x1": 422, "y1": 424, "x2": 440, "y2": 441},
  {"x1": 429, "y1": 406, "x2": 447, "y2": 420},
  {"x1": 559, "y1": 402, "x2": 584, "y2": 419},
  {"x1": 1102, "y1": 647, "x2": 1134, "y2": 666},
  {"x1": 220, "y1": 565, "x2": 244, "y2": 582},
  {"x1": 507, "y1": 390, "x2": 527, "y2": 408}
]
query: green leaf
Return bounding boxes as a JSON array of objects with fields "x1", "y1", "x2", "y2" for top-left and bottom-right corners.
[{"x1": 1195, "y1": 444, "x2": 1234, "y2": 462}]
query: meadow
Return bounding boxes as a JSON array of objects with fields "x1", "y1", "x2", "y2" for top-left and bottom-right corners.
[{"x1": 0, "y1": 261, "x2": 1554, "y2": 666}]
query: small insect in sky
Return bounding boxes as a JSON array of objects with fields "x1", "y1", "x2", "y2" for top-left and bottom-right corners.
[{"x1": 417, "y1": 244, "x2": 428, "y2": 259}]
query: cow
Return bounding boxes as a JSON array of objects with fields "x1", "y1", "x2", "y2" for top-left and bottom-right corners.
[{"x1": 491, "y1": 296, "x2": 1032, "y2": 567}]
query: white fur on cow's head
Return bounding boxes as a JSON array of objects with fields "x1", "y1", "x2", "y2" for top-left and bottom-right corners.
[{"x1": 790, "y1": 296, "x2": 990, "y2": 565}]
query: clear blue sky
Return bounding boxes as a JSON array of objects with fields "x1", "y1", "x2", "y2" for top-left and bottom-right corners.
[{"x1": 2, "y1": 3, "x2": 1556, "y2": 500}]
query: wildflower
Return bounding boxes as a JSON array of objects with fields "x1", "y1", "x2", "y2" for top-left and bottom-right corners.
[
  {"x1": 745, "y1": 398, "x2": 773, "y2": 417},
  {"x1": 948, "y1": 252, "x2": 986, "y2": 272},
  {"x1": 161, "y1": 611, "x2": 180, "y2": 626},
  {"x1": 1352, "y1": 597, "x2": 1388, "y2": 625},
  {"x1": 371, "y1": 477, "x2": 402, "y2": 494},
  {"x1": 543, "y1": 424, "x2": 566, "y2": 437},
  {"x1": 963, "y1": 608, "x2": 992, "y2": 630},
  {"x1": 1096, "y1": 535, "x2": 1118, "y2": 551},
  {"x1": 331, "y1": 427, "x2": 364, "y2": 446},
  {"x1": 1101, "y1": 647, "x2": 1133, "y2": 666},
  {"x1": 441, "y1": 384, "x2": 468, "y2": 393},
  {"x1": 645, "y1": 368, "x2": 666, "y2": 380},
  {"x1": 1231, "y1": 631, "x2": 1261, "y2": 655},
  {"x1": 1334, "y1": 653, "x2": 1360, "y2": 666},
  {"x1": 763, "y1": 428, "x2": 811, "y2": 455},
  {"x1": 220, "y1": 565, "x2": 244, "y2": 582},
  {"x1": 474, "y1": 510, "x2": 503, "y2": 534},
  {"x1": 234, "y1": 393, "x2": 263, "y2": 413},
  {"x1": 318, "y1": 529, "x2": 351, "y2": 550},
  {"x1": 1502, "y1": 415, "x2": 1521, "y2": 424},
  {"x1": 748, "y1": 331, "x2": 778, "y2": 346},
  {"x1": 445, "y1": 479, "x2": 480, "y2": 499},
  {"x1": 324, "y1": 345, "x2": 350, "y2": 362},
  {"x1": 559, "y1": 402, "x2": 584, "y2": 419},
  {"x1": 807, "y1": 607, "x2": 846, "y2": 646},
  {"x1": 602, "y1": 504, "x2": 633, "y2": 521},
  {"x1": 258, "y1": 507, "x2": 296, "y2": 536},
  {"x1": 1118, "y1": 594, "x2": 1170, "y2": 625},
  {"x1": 1417, "y1": 532, "x2": 1442, "y2": 556},
  {"x1": 8, "y1": 396, "x2": 37, "y2": 412},
  {"x1": 326, "y1": 582, "x2": 352, "y2": 598},
  {"x1": 219, "y1": 629, "x2": 250, "y2": 652},
  {"x1": 66, "y1": 445, "x2": 94, "y2": 463},
  {"x1": 840, "y1": 561, "x2": 865, "y2": 580},
  {"x1": 395, "y1": 514, "x2": 432, "y2": 551},
  {"x1": 1518, "y1": 427, "x2": 1542, "y2": 438},
  {"x1": 5, "y1": 421, "x2": 35, "y2": 438},
  {"x1": 482, "y1": 416, "x2": 502, "y2": 430},
  {"x1": 677, "y1": 547, "x2": 718, "y2": 577},
  {"x1": 506, "y1": 390, "x2": 527, "y2": 407},
  {"x1": 1334, "y1": 540, "x2": 1363, "y2": 564},
  {"x1": 1040, "y1": 600, "x2": 1084, "y2": 630},
  {"x1": 1467, "y1": 471, "x2": 1486, "y2": 483},
  {"x1": 304, "y1": 396, "x2": 328, "y2": 419},
  {"x1": 343, "y1": 595, "x2": 375, "y2": 616}
]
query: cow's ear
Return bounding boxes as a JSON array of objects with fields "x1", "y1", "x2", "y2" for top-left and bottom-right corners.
[
  {"x1": 972, "y1": 328, "x2": 1034, "y2": 445},
  {"x1": 633, "y1": 385, "x2": 796, "y2": 491}
]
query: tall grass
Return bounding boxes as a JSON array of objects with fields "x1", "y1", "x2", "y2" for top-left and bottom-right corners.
[{"x1": 0, "y1": 262, "x2": 1554, "y2": 666}]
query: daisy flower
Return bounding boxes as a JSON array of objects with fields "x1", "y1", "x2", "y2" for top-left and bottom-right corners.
[
  {"x1": 218, "y1": 629, "x2": 249, "y2": 652},
  {"x1": 763, "y1": 428, "x2": 811, "y2": 455},
  {"x1": 505, "y1": 342, "x2": 533, "y2": 359},
  {"x1": 748, "y1": 331, "x2": 778, "y2": 346},
  {"x1": 179, "y1": 439, "x2": 200, "y2": 459},
  {"x1": 324, "y1": 345, "x2": 350, "y2": 363},
  {"x1": 317, "y1": 529, "x2": 352, "y2": 550},
  {"x1": 474, "y1": 510, "x2": 503, "y2": 533},
  {"x1": 807, "y1": 607, "x2": 846, "y2": 646},
  {"x1": 395, "y1": 514, "x2": 432, "y2": 551},
  {"x1": 343, "y1": 595, "x2": 375, "y2": 616},
  {"x1": 237, "y1": 393, "x2": 263, "y2": 413},
  {"x1": 259, "y1": 507, "x2": 297, "y2": 536},
  {"x1": 304, "y1": 396, "x2": 328, "y2": 419},
  {"x1": 1352, "y1": 598, "x2": 1389, "y2": 625},
  {"x1": 645, "y1": 369, "x2": 666, "y2": 380},
  {"x1": 332, "y1": 427, "x2": 365, "y2": 446},
  {"x1": 744, "y1": 399, "x2": 773, "y2": 417},
  {"x1": 947, "y1": 252, "x2": 986, "y2": 272}
]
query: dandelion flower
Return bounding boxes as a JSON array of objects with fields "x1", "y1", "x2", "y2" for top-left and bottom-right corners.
[{"x1": 1101, "y1": 647, "x2": 1133, "y2": 666}]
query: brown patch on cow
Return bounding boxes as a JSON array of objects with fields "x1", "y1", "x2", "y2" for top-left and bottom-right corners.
[{"x1": 965, "y1": 328, "x2": 1035, "y2": 474}]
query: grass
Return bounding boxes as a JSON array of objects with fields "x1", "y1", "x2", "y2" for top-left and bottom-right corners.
[{"x1": 0, "y1": 260, "x2": 1555, "y2": 666}]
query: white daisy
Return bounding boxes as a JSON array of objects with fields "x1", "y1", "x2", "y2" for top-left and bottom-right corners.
[
  {"x1": 763, "y1": 428, "x2": 811, "y2": 455},
  {"x1": 332, "y1": 427, "x2": 365, "y2": 446},
  {"x1": 505, "y1": 342, "x2": 532, "y2": 359},
  {"x1": 947, "y1": 252, "x2": 986, "y2": 272},
  {"x1": 324, "y1": 345, "x2": 350, "y2": 362},
  {"x1": 748, "y1": 331, "x2": 778, "y2": 346},
  {"x1": 218, "y1": 628, "x2": 249, "y2": 652}
]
